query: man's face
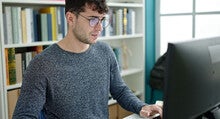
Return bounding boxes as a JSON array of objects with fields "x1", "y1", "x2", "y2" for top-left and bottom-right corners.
[{"x1": 71, "y1": 4, "x2": 106, "y2": 45}]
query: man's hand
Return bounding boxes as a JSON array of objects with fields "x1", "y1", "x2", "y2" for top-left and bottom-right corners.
[{"x1": 139, "y1": 104, "x2": 163, "y2": 118}]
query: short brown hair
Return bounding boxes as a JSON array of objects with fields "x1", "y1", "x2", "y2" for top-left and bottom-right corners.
[{"x1": 65, "y1": 0, "x2": 109, "y2": 14}]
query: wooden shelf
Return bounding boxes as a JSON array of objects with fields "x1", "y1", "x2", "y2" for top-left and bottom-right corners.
[
  {"x1": 3, "y1": 34, "x2": 143, "y2": 48},
  {"x1": 121, "y1": 68, "x2": 143, "y2": 77},
  {"x1": 6, "y1": 83, "x2": 22, "y2": 91}
]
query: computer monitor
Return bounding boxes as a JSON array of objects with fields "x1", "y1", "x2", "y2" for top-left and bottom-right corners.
[{"x1": 163, "y1": 36, "x2": 220, "y2": 119}]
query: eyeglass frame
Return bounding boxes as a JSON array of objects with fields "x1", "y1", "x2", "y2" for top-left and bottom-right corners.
[{"x1": 70, "y1": 11, "x2": 110, "y2": 28}]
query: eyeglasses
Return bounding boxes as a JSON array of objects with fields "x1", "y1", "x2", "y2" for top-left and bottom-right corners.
[{"x1": 77, "y1": 13, "x2": 110, "y2": 28}]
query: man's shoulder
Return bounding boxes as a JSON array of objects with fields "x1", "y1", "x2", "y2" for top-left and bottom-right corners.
[
  {"x1": 31, "y1": 44, "x2": 57, "y2": 61},
  {"x1": 96, "y1": 41, "x2": 109, "y2": 47},
  {"x1": 94, "y1": 41, "x2": 112, "y2": 50}
]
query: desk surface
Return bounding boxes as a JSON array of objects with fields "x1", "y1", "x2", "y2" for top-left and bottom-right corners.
[
  {"x1": 123, "y1": 113, "x2": 160, "y2": 119},
  {"x1": 124, "y1": 101, "x2": 163, "y2": 119}
]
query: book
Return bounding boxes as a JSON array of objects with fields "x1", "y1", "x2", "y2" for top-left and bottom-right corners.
[
  {"x1": 36, "y1": 14, "x2": 42, "y2": 42},
  {"x1": 5, "y1": 49, "x2": 10, "y2": 85},
  {"x1": 116, "y1": 9, "x2": 123, "y2": 35},
  {"x1": 111, "y1": 9, "x2": 116, "y2": 36},
  {"x1": 11, "y1": 7, "x2": 18, "y2": 44},
  {"x1": 59, "y1": 6, "x2": 66, "y2": 38},
  {"x1": 123, "y1": 8, "x2": 128, "y2": 35},
  {"x1": 130, "y1": 9, "x2": 135, "y2": 34},
  {"x1": 56, "y1": 6, "x2": 63, "y2": 39},
  {"x1": 47, "y1": 13, "x2": 53, "y2": 41},
  {"x1": 33, "y1": 9, "x2": 39, "y2": 42},
  {"x1": 108, "y1": 8, "x2": 114, "y2": 36},
  {"x1": 11, "y1": 7, "x2": 22, "y2": 44},
  {"x1": 7, "y1": 48, "x2": 16, "y2": 85},
  {"x1": 4, "y1": 6, "x2": 13, "y2": 44},
  {"x1": 17, "y1": 7, "x2": 22, "y2": 44},
  {"x1": 3, "y1": 13, "x2": 8, "y2": 44},
  {"x1": 21, "y1": 52, "x2": 27, "y2": 72},
  {"x1": 15, "y1": 53, "x2": 23, "y2": 84},
  {"x1": 39, "y1": 13, "x2": 49, "y2": 41},
  {"x1": 25, "y1": 8, "x2": 34, "y2": 43},
  {"x1": 126, "y1": 8, "x2": 132, "y2": 34},
  {"x1": 21, "y1": 9, "x2": 27, "y2": 43},
  {"x1": 103, "y1": 14, "x2": 111, "y2": 36},
  {"x1": 25, "y1": 51, "x2": 33, "y2": 67}
]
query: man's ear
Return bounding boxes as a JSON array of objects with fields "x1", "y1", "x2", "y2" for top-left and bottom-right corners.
[{"x1": 66, "y1": 11, "x2": 75, "y2": 25}]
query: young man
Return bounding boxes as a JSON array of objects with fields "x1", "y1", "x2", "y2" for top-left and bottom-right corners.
[{"x1": 13, "y1": 0, "x2": 162, "y2": 118}]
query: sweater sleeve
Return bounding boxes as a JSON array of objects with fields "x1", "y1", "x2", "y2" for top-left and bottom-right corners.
[
  {"x1": 109, "y1": 49, "x2": 146, "y2": 114},
  {"x1": 13, "y1": 56, "x2": 47, "y2": 119}
]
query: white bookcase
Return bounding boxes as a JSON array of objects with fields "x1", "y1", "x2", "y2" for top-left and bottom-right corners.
[{"x1": 0, "y1": 0, "x2": 145, "y2": 118}]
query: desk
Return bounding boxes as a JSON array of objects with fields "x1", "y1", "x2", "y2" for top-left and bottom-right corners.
[
  {"x1": 123, "y1": 101, "x2": 163, "y2": 119},
  {"x1": 123, "y1": 113, "x2": 160, "y2": 119}
]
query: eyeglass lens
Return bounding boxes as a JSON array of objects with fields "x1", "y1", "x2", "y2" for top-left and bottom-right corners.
[{"x1": 90, "y1": 17, "x2": 109, "y2": 28}]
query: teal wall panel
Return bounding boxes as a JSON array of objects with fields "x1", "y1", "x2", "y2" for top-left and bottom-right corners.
[{"x1": 145, "y1": 0, "x2": 155, "y2": 104}]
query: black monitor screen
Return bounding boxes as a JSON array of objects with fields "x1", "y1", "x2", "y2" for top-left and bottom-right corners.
[{"x1": 163, "y1": 36, "x2": 220, "y2": 119}]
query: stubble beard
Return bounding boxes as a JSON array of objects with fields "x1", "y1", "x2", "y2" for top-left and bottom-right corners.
[{"x1": 72, "y1": 26, "x2": 97, "y2": 45}]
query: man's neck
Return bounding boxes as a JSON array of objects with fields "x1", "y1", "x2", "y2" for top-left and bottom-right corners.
[{"x1": 57, "y1": 37, "x2": 90, "y2": 53}]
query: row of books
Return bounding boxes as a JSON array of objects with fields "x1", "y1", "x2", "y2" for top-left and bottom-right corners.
[
  {"x1": 5, "y1": 46, "x2": 44, "y2": 85},
  {"x1": 3, "y1": 6, "x2": 67, "y2": 45},
  {"x1": 102, "y1": 8, "x2": 136, "y2": 37},
  {"x1": 2, "y1": 6, "x2": 136, "y2": 45}
]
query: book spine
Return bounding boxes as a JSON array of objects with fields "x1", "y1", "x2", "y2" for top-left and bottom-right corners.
[
  {"x1": 56, "y1": 6, "x2": 63, "y2": 39},
  {"x1": 21, "y1": 9, "x2": 27, "y2": 43},
  {"x1": 15, "y1": 53, "x2": 23, "y2": 84},
  {"x1": 131, "y1": 10, "x2": 135, "y2": 34},
  {"x1": 40, "y1": 13, "x2": 48, "y2": 41},
  {"x1": 123, "y1": 8, "x2": 128, "y2": 35},
  {"x1": 5, "y1": 49, "x2": 10, "y2": 85},
  {"x1": 116, "y1": 9, "x2": 123, "y2": 35},
  {"x1": 60, "y1": 7, "x2": 66, "y2": 38},
  {"x1": 17, "y1": 7, "x2": 22, "y2": 44},
  {"x1": 104, "y1": 14, "x2": 110, "y2": 36},
  {"x1": 36, "y1": 14, "x2": 42, "y2": 41},
  {"x1": 51, "y1": 7, "x2": 58, "y2": 41},
  {"x1": 127, "y1": 9, "x2": 132, "y2": 34},
  {"x1": 8, "y1": 48, "x2": 16, "y2": 85},
  {"x1": 25, "y1": 8, "x2": 34, "y2": 43},
  {"x1": 47, "y1": 13, "x2": 52, "y2": 41},
  {"x1": 3, "y1": 13, "x2": 8, "y2": 44},
  {"x1": 11, "y1": 7, "x2": 19, "y2": 44},
  {"x1": 33, "y1": 10, "x2": 39, "y2": 42},
  {"x1": 4, "y1": 6, "x2": 13, "y2": 44}
]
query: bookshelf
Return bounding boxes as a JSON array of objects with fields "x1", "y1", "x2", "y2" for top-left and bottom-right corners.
[{"x1": 0, "y1": 0, "x2": 145, "y2": 118}]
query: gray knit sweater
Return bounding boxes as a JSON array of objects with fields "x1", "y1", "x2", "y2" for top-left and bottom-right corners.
[{"x1": 13, "y1": 41, "x2": 145, "y2": 119}]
